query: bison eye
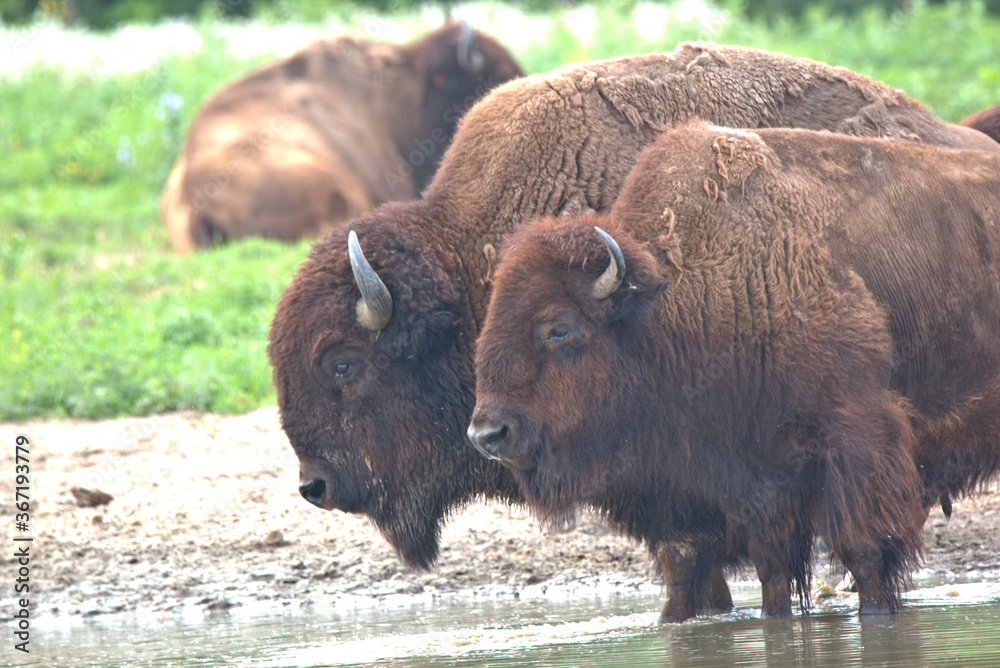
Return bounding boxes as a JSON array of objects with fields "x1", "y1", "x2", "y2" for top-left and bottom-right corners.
[
  {"x1": 544, "y1": 324, "x2": 571, "y2": 343},
  {"x1": 534, "y1": 312, "x2": 585, "y2": 356},
  {"x1": 317, "y1": 349, "x2": 366, "y2": 388}
]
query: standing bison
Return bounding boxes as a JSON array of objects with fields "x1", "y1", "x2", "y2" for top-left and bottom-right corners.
[
  {"x1": 268, "y1": 42, "x2": 998, "y2": 617},
  {"x1": 961, "y1": 102, "x2": 1000, "y2": 144},
  {"x1": 468, "y1": 121, "x2": 1000, "y2": 618},
  {"x1": 160, "y1": 22, "x2": 522, "y2": 253}
]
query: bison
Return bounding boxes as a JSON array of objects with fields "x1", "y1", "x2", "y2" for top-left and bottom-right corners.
[
  {"x1": 267, "y1": 42, "x2": 998, "y2": 616},
  {"x1": 160, "y1": 22, "x2": 522, "y2": 253},
  {"x1": 468, "y1": 121, "x2": 1000, "y2": 618},
  {"x1": 961, "y1": 102, "x2": 1000, "y2": 144}
]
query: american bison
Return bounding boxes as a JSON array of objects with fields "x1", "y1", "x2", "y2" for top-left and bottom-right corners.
[
  {"x1": 268, "y1": 42, "x2": 998, "y2": 611},
  {"x1": 468, "y1": 121, "x2": 1000, "y2": 618},
  {"x1": 160, "y1": 22, "x2": 522, "y2": 253},
  {"x1": 961, "y1": 102, "x2": 1000, "y2": 144}
]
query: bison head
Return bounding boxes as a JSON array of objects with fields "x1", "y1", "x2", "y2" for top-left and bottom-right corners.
[
  {"x1": 468, "y1": 219, "x2": 669, "y2": 522},
  {"x1": 405, "y1": 22, "x2": 523, "y2": 191},
  {"x1": 268, "y1": 201, "x2": 516, "y2": 569}
]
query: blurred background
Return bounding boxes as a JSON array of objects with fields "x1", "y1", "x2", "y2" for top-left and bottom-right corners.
[{"x1": 2, "y1": 0, "x2": 998, "y2": 422}]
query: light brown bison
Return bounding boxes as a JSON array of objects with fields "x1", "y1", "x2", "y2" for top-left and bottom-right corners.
[
  {"x1": 267, "y1": 42, "x2": 999, "y2": 613},
  {"x1": 961, "y1": 102, "x2": 1000, "y2": 144},
  {"x1": 160, "y1": 22, "x2": 522, "y2": 253},
  {"x1": 469, "y1": 121, "x2": 1000, "y2": 618}
]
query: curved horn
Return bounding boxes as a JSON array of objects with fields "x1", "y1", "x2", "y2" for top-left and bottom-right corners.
[
  {"x1": 348, "y1": 230, "x2": 393, "y2": 331},
  {"x1": 457, "y1": 20, "x2": 484, "y2": 74},
  {"x1": 592, "y1": 227, "x2": 625, "y2": 300}
]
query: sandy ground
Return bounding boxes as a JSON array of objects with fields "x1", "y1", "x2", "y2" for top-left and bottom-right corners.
[{"x1": 3, "y1": 407, "x2": 998, "y2": 620}]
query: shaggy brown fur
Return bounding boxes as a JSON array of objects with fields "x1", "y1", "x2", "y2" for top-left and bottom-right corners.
[
  {"x1": 471, "y1": 121, "x2": 1000, "y2": 619},
  {"x1": 961, "y1": 102, "x2": 1000, "y2": 144},
  {"x1": 267, "y1": 42, "x2": 998, "y2": 613},
  {"x1": 160, "y1": 23, "x2": 522, "y2": 253}
]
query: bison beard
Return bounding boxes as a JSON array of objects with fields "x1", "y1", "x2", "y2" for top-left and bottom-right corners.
[
  {"x1": 371, "y1": 485, "x2": 448, "y2": 571},
  {"x1": 470, "y1": 122, "x2": 1000, "y2": 618}
]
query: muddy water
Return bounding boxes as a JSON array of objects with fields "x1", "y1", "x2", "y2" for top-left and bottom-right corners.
[{"x1": 13, "y1": 582, "x2": 1000, "y2": 667}]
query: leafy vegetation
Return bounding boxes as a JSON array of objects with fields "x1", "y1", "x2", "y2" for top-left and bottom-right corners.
[
  {"x1": 8, "y1": 0, "x2": 1000, "y2": 29},
  {"x1": 2, "y1": 0, "x2": 999, "y2": 419}
]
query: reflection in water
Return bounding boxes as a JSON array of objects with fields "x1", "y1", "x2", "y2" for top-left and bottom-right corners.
[
  {"x1": 860, "y1": 614, "x2": 911, "y2": 667},
  {"x1": 658, "y1": 613, "x2": 926, "y2": 668},
  {"x1": 16, "y1": 582, "x2": 1000, "y2": 668}
]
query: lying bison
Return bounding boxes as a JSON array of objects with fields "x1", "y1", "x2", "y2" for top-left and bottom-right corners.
[
  {"x1": 468, "y1": 121, "x2": 1000, "y2": 618},
  {"x1": 160, "y1": 22, "x2": 522, "y2": 253},
  {"x1": 268, "y1": 42, "x2": 998, "y2": 617},
  {"x1": 961, "y1": 102, "x2": 1000, "y2": 143}
]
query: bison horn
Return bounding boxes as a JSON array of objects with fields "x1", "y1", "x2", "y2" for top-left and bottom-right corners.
[
  {"x1": 592, "y1": 226, "x2": 625, "y2": 300},
  {"x1": 457, "y1": 20, "x2": 484, "y2": 74},
  {"x1": 348, "y1": 230, "x2": 393, "y2": 331}
]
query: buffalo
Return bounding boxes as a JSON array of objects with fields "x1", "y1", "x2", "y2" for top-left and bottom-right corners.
[
  {"x1": 160, "y1": 22, "x2": 522, "y2": 253},
  {"x1": 961, "y1": 102, "x2": 1000, "y2": 144},
  {"x1": 468, "y1": 121, "x2": 1000, "y2": 618},
  {"x1": 267, "y1": 42, "x2": 999, "y2": 616}
]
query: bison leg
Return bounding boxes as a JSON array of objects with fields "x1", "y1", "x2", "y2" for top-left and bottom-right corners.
[
  {"x1": 831, "y1": 481, "x2": 928, "y2": 602},
  {"x1": 748, "y1": 539, "x2": 794, "y2": 619},
  {"x1": 655, "y1": 541, "x2": 733, "y2": 623},
  {"x1": 838, "y1": 546, "x2": 903, "y2": 615},
  {"x1": 819, "y1": 397, "x2": 925, "y2": 615},
  {"x1": 705, "y1": 562, "x2": 735, "y2": 612}
]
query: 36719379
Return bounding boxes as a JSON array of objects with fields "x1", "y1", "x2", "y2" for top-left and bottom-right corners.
[{"x1": 13, "y1": 433, "x2": 32, "y2": 654}]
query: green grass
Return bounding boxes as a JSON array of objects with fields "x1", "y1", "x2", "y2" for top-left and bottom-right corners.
[
  {"x1": 2, "y1": 0, "x2": 1000, "y2": 419},
  {"x1": 1, "y1": 236, "x2": 310, "y2": 419},
  {"x1": 0, "y1": 36, "x2": 307, "y2": 419}
]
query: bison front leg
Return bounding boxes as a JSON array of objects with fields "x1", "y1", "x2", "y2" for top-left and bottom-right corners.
[
  {"x1": 748, "y1": 538, "x2": 794, "y2": 619},
  {"x1": 655, "y1": 541, "x2": 733, "y2": 623},
  {"x1": 819, "y1": 396, "x2": 925, "y2": 615},
  {"x1": 838, "y1": 545, "x2": 904, "y2": 615}
]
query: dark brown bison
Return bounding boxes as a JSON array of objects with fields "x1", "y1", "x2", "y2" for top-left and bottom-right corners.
[
  {"x1": 267, "y1": 42, "x2": 999, "y2": 612},
  {"x1": 160, "y1": 22, "x2": 522, "y2": 253},
  {"x1": 961, "y1": 102, "x2": 1000, "y2": 144},
  {"x1": 468, "y1": 121, "x2": 1000, "y2": 618}
]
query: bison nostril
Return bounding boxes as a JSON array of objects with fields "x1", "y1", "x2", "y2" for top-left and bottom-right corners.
[
  {"x1": 299, "y1": 478, "x2": 327, "y2": 508},
  {"x1": 467, "y1": 422, "x2": 509, "y2": 459}
]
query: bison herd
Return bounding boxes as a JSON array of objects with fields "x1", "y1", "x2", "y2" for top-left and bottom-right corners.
[{"x1": 165, "y1": 22, "x2": 1000, "y2": 621}]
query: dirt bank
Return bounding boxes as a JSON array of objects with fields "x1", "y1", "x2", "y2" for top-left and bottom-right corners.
[{"x1": 3, "y1": 408, "x2": 998, "y2": 619}]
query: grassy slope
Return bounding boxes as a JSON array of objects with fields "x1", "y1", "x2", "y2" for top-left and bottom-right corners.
[{"x1": 2, "y1": 1, "x2": 999, "y2": 419}]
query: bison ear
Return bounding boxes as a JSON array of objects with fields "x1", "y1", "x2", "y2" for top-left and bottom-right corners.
[
  {"x1": 606, "y1": 276, "x2": 669, "y2": 329},
  {"x1": 411, "y1": 310, "x2": 461, "y2": 358}
]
